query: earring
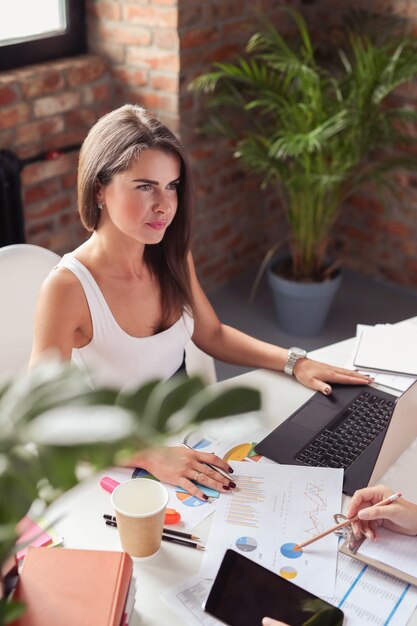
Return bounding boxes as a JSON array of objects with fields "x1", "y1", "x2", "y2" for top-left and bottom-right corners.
[{"x1": 97, "y1": 202, "x2": 103, "y2": 210}]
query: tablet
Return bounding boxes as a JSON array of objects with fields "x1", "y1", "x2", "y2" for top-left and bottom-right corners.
[{"x1": 204, "y1": 549, "x2": 344, "y2": 626}]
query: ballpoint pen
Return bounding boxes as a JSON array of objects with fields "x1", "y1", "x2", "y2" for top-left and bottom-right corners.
[
  {"x1": 104, "y1": 518, "x2": 205, "y2": 550},
  {"x1": 180, "y1": 441, "x2": 234, "y2": 481},
  {"x1": 102, "y1": 514, "x2": 200, "y2": 540},
  {"x1": 294, "y1": 492, "x2": 402, "y2": 551}
]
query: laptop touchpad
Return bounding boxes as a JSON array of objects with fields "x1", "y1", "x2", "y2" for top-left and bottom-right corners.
[{"x1": 290, "y1": 404, "x2": 336, "y2": 432}]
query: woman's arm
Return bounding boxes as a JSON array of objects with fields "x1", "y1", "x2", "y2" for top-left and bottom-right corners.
[
  {"x1": 188, "y1": 254, "x2": 371, "y2": 395},
  {"x1": 29, "y1": 268, "x2": 90, "y2": 368}
]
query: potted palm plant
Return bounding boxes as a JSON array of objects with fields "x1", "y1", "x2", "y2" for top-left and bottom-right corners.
[
  {"x1": 190, "y1": 9, "x2": 417, "y2": 335},
  {"x1": 0, "y1": 360, "x2": 260, "y2": 624}
]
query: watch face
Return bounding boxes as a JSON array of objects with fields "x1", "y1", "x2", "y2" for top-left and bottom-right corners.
[{"x1": 291, "y1": 347, "x2": 307, "y2": 358}]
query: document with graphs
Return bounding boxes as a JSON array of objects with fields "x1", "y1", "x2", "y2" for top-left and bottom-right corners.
[{"x1": 199, "y1": 461, "x2": 343, "y2": 596}]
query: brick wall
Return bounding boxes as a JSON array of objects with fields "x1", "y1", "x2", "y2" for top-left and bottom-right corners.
[
  {"x1": 0, "y1": 56, "x2": 112, "y2": 253},
  {"x1": 87, "y1": 0, "x2": 180, "y2": 130},
  {"x1": 0, "y1": 0, "x2": 416, "y2": 290},
  {"x1": 178, "y1": 0, "x2": 288, "y2": 291}
]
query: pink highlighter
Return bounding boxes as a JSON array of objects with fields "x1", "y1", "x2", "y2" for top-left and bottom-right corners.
[{"x1": 100, "y1": 476, "x2": 181, "y2": 524}]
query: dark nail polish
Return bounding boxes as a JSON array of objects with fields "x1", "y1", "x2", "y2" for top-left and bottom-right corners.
[
  {"x1": 229, "y1": 482, "x2": 237, "y2": 488},
  {"x1": 223, "y1": 485, "x2": 230, "y2": 490},
  {"x1": 228, "y1": 467, "x2": 234, "y2": 473},
  {"x1": 203, "y1": 494, "x2": 209, "y2": 500}
]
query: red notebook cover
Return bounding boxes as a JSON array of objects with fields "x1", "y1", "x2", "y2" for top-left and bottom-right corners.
[{"x1": 11, "y1": 547, "x2": 133, "y2": 626}]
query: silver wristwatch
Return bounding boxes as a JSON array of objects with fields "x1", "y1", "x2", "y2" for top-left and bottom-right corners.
[{"x1": 284, "y1": 347, "x2": 307, "y2": 376}]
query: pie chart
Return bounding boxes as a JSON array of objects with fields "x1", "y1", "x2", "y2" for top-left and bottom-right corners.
[
  {"x1": 280, "y1": 542, "x2": 302, "y2": 559},
  {"x1": 236, "y1": 536, "x2": 257, "y2": 552},
  {"x1": 279, "y1": 566, "x2": 298, "y2": 580},
  {"x1": 223, "y1": 443, "x2": 262, "y2": 462},
  {"x1": 176, "y1": 491, "x2": 207, "y2": 507}
]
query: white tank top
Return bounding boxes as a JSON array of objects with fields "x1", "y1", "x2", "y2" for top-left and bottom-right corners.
[{"x1": 56, "y1": 254, "x2": 194, "y2": 391}]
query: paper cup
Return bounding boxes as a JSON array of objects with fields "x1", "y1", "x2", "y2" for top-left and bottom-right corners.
[{"x1": 111, "y1": 478, "x2": 169, "y2": 560}]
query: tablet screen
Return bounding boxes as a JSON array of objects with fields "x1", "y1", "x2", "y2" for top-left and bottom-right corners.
[{"x1": 204, "y1": 550, "x2": 344, "y2": 626}]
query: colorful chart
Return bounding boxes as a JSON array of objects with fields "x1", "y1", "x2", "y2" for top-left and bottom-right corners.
[
  {"x1": 280, "y1": 542, "x2": 302, "y2": 559},
  {"x1": 192, "y1": 438, "x2": 212, "y2": 450},
  {"x1": 223, "y1": 443, "x2": 262, "y2": 462},
  {"x1": 279, "y1": 566, "x2": 298, "y2": 580},
  {"x1": 236, "y1": 536, "x2": 258, "y2": 552},
  {"x1": 176, "y1": 492, "x2": 207, "y2": 508}
]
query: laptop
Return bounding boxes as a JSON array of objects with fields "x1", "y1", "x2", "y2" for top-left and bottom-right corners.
[{"x1": 255, "y1": 381, "x2": 417, "y2": 495}]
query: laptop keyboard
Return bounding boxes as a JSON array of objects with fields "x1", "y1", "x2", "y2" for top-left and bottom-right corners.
[{"x1": 295, "y1": 391, "x2": 395, "y2": 470}]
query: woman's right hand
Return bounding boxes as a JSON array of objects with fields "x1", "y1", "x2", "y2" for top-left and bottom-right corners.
[
  {"x1": 347, "y1": 485, "x2": 417, "y2": 540},
  {"x1": 123, "y1": 446, "x2": 235, "y2": 500}
]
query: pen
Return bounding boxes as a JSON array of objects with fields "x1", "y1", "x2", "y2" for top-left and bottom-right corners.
[
  {"x1": 104, "y1": 519, "x2": 205, "y2": 550},
  {"x1": 294, "y1": 492, "x2": 402, "y2": 551},
  {"x1": 102, "y1": 514, "x2": 200, "y2": 540},
  {"x1": 180, "y1": 442, "x2": 233, "y2": 481}
]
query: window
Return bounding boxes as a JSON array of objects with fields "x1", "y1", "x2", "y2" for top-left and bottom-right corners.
[{"x1": 0, "y1": 0, "x2": 86, "y2": 72}]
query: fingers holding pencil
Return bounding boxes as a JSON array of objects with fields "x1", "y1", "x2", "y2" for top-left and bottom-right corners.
[{"x1": 348, "y1": 485, "x2": 417, "y2": 540}]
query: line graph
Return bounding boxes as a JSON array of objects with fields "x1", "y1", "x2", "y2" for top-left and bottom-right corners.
[{"x1": 303, "y1": 482, "x2": 328, "y2": 536}]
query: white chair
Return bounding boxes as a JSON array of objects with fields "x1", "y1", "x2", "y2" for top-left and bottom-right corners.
[{"x1": 0, "y1": 244, "x2": 61, "y2": 380}]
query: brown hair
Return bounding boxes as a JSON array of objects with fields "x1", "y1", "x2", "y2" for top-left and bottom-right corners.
[{"x1": 77, "y1": 104, "x2": 194, "y2": 325}]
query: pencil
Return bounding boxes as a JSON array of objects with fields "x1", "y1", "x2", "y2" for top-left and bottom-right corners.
[
  {"x1": 104, "y1": 519, "x2": 205, "y2": 550},
  {"x1": 103, "y1": 514, "x2": 200, "y2": 540},
  {"x1": 180, "y1": 442, "x2": 233, "y2": 481},
  {"x1": 294, "y1": 492, "x2": 402, "y2": 551}
]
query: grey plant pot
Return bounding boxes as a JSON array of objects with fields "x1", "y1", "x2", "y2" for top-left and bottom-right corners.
[{"x1": 267, "y1": 261, "x2": 342, "y2": 336}]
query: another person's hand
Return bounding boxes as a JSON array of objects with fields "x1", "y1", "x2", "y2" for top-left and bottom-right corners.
[
  {"x1": 125, "y1": 446, "x2": 235, "y2": 500},
  {"x1": 262, "y1": 619, "x2": 289, "y2": 626},
  {"x1": 293, "y1": 358, "x2": 372, "y2": 395},
  {"x1": 347, "y1": 485, "x2": 417, "y2": 540}
]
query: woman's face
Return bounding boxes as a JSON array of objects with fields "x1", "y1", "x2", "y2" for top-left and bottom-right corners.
[{"x1": 97, "y1": 148, "x2": 181, "y2": 245}]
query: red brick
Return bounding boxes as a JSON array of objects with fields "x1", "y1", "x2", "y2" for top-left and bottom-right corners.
[
  {"x1": 132, "y1": 91, "x2": 178, "y2": 114},
  {"x1": 126, "y1": 48, "x2": 179, "y2": 71},
  {"x1": 0, "y1": 103, "x2": 31, "y2": 129},
  {"x1": 154, "y1": 29, "x2": 178, "y2": 50},
  {"x1": 150, "y1": 73, "x2": 178, "y2": 93},
  {"x1": 65, "y1": 108, "x2": 98, "y2": 128},
  {"x1": 380, "y1": 220, "x2": 413, "y2": 237},
  {"x1": 15, "y1": 116, "x2": 65, "y2": 146},
  {"x1": 87, "y1": 1, "x2": 121, "y2": 20},
  {"x1": 81, "y1": 82, "x2": 111, "y2": 105},
  {"x1": 30, "y1": 195, "x2": 72, "y2": 219},
  {"x1": 44, "y1": 129, "x2": 86, "y2": 151},
  {"x1": 180, "y1": 28, "x2": 218, "y2": 50},
  {"x1": 24, "y1": 179, "x2": 61, "y2": 204},
  {"x1": 62, "y1": 172, "x2": 78, "y2": 190},
  {"x1": 113, "y1": 68, "x2": 149, "y2": 87},
  {"x1": 90, "y1": 41, "x2": 125, "y2": 64},
  {"x1": 98, "y1": 24, "x2": 152, "y2": 46},
  {"x1": 22, "y1": 154, "x2": 75, "y2": 185},
  {"x1": 0, "y1": 84, "x2": 19, "y2": 106},
  {"x1": 67, "y1": 57, "x2": 108, "y2": 86},
  {"x1": 0, "y1": 129, "x2": 15, "y2": 148},
  {"x1": 123, "y1": 5, "x2": 177, "y2": 28},
  {"x1": 21, "y1": 71, "x2": 65, "y2": 98},
  {"x1": 34, "y1": 92, "x2": 81, "y2": 118}
]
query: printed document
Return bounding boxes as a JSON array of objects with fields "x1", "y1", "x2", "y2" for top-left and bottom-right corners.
[{"x1": 199, "y1": 461, "x2": 343, "y2": 596}]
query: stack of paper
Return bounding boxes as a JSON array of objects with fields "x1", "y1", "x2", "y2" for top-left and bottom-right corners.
[{"x1": 352, "y1": 323, "x2": 417, "y2": 392}]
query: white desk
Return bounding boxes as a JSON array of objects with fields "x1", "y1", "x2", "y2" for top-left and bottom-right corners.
[{"x1": 45, "y1": 321, "x2": 417, "y2": 626}]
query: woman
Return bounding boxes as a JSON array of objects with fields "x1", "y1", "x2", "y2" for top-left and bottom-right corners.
[{"x1": 30, "y1": 105, "x2": 370, "y2": 499}]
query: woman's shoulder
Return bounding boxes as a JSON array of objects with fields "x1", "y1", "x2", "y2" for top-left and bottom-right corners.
[{"x1": 40, "y1": 260, "x2": 86, "y2": 309}]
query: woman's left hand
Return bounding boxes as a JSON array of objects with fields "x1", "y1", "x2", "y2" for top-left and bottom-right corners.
[{"x1": 293, "y1": 358, "x2": 372, "y2": 396}]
